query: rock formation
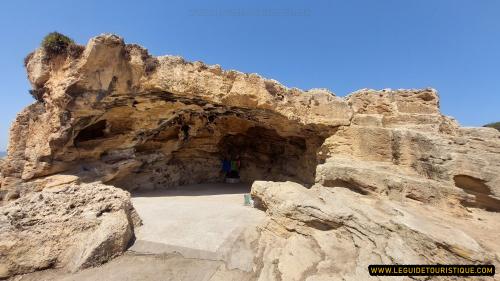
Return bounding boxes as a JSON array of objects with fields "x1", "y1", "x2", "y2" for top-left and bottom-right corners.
[
  {"x1": 0, "y1": 34, "x2": 499, "y2": 279},
  {"x1": 1, "y1": 34, "x2": 352, "y2": 194},
  {"x1": 0, "y1": 182, "x2": 140, "y2": 278}
]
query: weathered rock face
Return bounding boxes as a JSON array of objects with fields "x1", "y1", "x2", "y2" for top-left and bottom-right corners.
[
  {"x1": 0, "y1": 182, "x2": 139, "y2": 278},
  {"x1": 245, "y1": 88, "x2": 500, "y2": 280},
  {"x1": 1, "y1": 34, "x2": 351, "y2": 192},
  {"x1": 0, "y1": 33, "x2": 499, "y2": 279},
  {"x1": 318, "y1": 90, "x2": 500, "y2": 211},
  {"x1": 251, "y1": 181, "x2": 500, "y2": 280}
]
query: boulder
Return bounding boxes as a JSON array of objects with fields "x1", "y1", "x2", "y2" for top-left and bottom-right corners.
[{"x1": 0, "y1": 182, "x2": 139, "y2": 278}]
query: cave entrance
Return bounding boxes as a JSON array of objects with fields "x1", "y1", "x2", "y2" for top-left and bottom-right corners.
[
  {"x1": 101, "y1": 108, "x2": 328, "y2": 191},
  {"x1": 112, "y1": 120, "x2": 325, "y2": 191},
  {"x1": 82, "y1": 104, "x2": 329, "y2": 191},
  {"x1": 217, "y1": 126, "x2": 314, "y2": 185},
  {"x1": 126, "y1": 121, "x2": 323, "y2": 260},
  {"x1": 71, "y1": 104, "x2": 330, "y2": 260},
  {"x1": 125, "y1": 121, "x2": 321, "y2": 258}
]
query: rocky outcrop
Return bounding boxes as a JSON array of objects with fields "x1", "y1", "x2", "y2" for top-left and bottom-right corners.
[
  {"x1": 0, "y1": 33, "x2": 499, "y2": 279},
  {"x1": 5, "y1": 33, "x2": 496, "y2": 198},
  {"x1": 246, "y1": 88, "x2": 500, "y2": 280},
  {"x1": 318, "y1": 95, "x2": 500, "y2": 211},
  {"x1": 0, "y1": 182, "x2": 139, "y2": 278},
  {"x1": 251, "y1": 181, "x2": 500, "y2": 280},
  {"x1": 1, "y1": 34, "x2": 352, "y2": 192}
]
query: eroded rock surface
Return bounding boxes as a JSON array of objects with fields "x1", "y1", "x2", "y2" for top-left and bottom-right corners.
[
  {"x1": 0, "y1": 33, "x2": 499, "y2": 280},
  {"x1": 0, "y1": 182, "x2": 139, "y2": 278},
  {"x1": 251, "y1": 181, "x2": 500, "y2": 281},
  {"x1": 1, "y1": 34, "x2": 351, "y2": 192}
]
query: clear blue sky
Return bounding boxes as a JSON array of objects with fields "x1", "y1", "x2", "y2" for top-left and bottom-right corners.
[{"x1": 0, "y1": 0, "x2": 499, "y2": 151}]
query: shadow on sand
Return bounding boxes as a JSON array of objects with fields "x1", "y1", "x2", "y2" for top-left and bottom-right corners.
[{"x1": 131, "y1": 182, "x2": 252, "y2": 198}]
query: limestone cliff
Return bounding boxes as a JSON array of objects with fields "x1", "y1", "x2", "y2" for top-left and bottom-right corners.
[
  {"x1": 0, "y1": 34, "x2": 499, "y2": 280},
  {"x1": 2, "y1": 34, "x2": 352, "y2": 193}
]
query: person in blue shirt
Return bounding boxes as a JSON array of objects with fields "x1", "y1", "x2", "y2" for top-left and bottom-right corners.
[{"x1": 222, "y1": 158, "x2": 231, "y2": 177}]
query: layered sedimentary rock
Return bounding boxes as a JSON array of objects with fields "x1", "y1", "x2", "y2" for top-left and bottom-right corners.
[
  {"x1": 247, "y1": 88, "x2": 500, "y2": 280},
  {"x1": 1, "y1": 34, "x2": 351, "y2": 194},
  {"x1": 251, "y1": 181, "x2": 500, "y2": 281},
  {"x1": 0, "y1": 34, "x2": 499, "y2": 279},
  {"x1": 246, "y1": 88, "x2": 500, "y2": 280}
]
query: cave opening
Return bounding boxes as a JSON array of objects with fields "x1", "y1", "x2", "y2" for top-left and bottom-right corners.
[
  {"x1": 217, "y1": 126, "x2": 314, "y2": 184},
  {"x1": 66, "y1": 92, "x2": 330, "y2": 192},
  {"x1": 123, "y1": 117, "x2": 324, "y2": 256},
  {"x1": 454, "y1": 175, "x2": 500, "y2": 212},
  {"x1": 66, "y1": 104, "x2": 330, "y2": 256},
  {"x1": 74, "y1": 120, "x2": 107, "y2": 144},
  {"x1": 102, "y1": 110, "x2": 327, "y2": 191}
]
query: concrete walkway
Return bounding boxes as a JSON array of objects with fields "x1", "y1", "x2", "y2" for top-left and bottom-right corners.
[{"x1": 129, "y1": 183, "x2": 266, "y2": 263}]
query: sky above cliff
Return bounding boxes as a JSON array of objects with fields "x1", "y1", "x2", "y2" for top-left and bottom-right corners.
[{"x1": 0, "y1": 0, "x2": 499, "y2": 151}]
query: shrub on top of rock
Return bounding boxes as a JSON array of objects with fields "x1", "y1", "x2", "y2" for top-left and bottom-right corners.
[
  {"x1": 484, "y1": 122, "x2": 500, "y2": 131},
  {"x1": 41, "y1": 32, "x2": 75, "y2": 56},
  {"x1": 21, "y1": 32, "x2": 86, "y2": 64}
]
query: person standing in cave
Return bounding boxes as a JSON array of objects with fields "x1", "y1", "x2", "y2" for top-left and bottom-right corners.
[
  {"x1": 222, "y1": 155, "x2": 241, "y2": 182},
  {"x1": 230, "y1": 155, "x2": 241, "y2": 179},
  {"x1": 222, "y1": 157, "x2": 231, "y2": 178}
]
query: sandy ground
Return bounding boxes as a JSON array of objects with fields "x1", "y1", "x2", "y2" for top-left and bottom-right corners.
[
  {"x1": 130, "y1": 183, "x2": 265, "y2": 261},
  {"x1": 12, "y1": 253, "x2": 255, "y2": 281},
  {"x1": 12, "y1": 183, "x2": 265, "y2": 281}
]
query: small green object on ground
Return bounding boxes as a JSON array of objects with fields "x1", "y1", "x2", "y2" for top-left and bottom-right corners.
[{"x1": 244, "y1": 194, "x2": 251, "y2": 206}]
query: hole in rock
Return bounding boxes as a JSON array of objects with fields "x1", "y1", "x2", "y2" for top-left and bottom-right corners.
[
  {"x1": 322, "y1": 179, "x2": 369, "y2": 195},
  {"x1": 96, "y1": 108, "x2": 328, "y2": 192},
  {"x1": 181, "y1": 124, "x2": 190, "y2": 140},
  {"x1": 217, "y1": 127, "x2": 314, "y2": 185},
  {"x1": 454, "y1": 175, "x2": 500, "y2": 212},
  {"x1": 74, "y1": 120, "x2": 107, "y2": 144}
]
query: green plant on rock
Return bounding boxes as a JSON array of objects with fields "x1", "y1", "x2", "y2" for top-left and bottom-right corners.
[
  {"x1": 484, "y1": 122, "x2": 500, "y2": 131},
  {"x1": 41, "y1": 32, "x2": 75, "y2": 56}
]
